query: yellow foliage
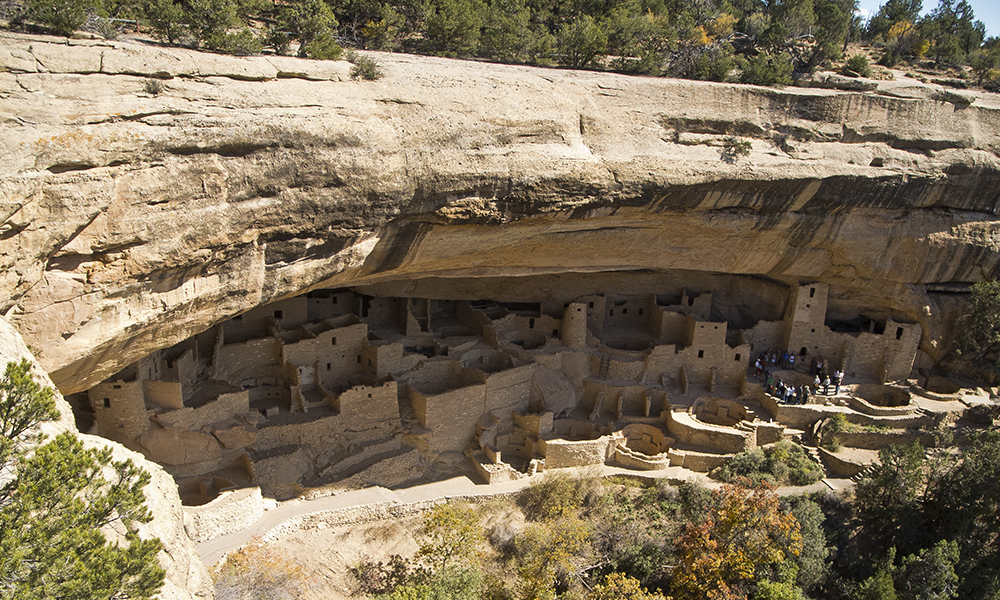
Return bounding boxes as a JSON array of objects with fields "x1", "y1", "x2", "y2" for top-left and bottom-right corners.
[
  {"x1": 705, "y1": 14, "x2": 737, "y2": 40},
  {"x1": 913, "y1": 39, "x2": 930, "y2": 58},
  {"x1": 589, "y1": 573, "x2": 667, "y2": 600},
  {"x1": 670, "y1": 483, "x2": 802, "y2": 600},
  {"x1": 517, "y1": 517, "x2": 593, "y2": 600},
  {"x1": 887, "y1": 20, "x2": 914, "y2": 40},
  {"x1": 690, "y1": 26, "x2": 710, "y2": 47}
]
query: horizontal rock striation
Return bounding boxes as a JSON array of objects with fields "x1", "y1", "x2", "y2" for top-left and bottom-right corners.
[{"x1": 1, "y1": 32, "x2": 999, "y2": 393}]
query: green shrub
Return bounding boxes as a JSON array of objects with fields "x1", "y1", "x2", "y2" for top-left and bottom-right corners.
[
  {"x1": 695, "y1": 45, "x2": 736, "y2": 82},
  {"x1": 304, "y1": 32, "x2": 343, "y2": 60},
  {"x1": 844, "y1": 54, "x2": 873, "y2": 77},
  {"x1": 740, "y1": 52, "x2": 793, "y2": 86},
  {"x1": 348, "y1": 50, "x2": 384, "y2": 80},
  {"x1": 713, "y1": 441, "x2": 823, "y2": 486},
  {"x1": 23, "y1": 0, "x2": 100, "y2": 36}
]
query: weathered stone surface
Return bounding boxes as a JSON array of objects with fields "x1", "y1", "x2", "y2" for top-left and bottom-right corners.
[
  {"x1": 1, "y1": 31, "x2": 999, "y2": 394},
  {"x1": 140, "y1": 426, "x2": 224, "y2": 465},
  {"x1": 0, "y1": 318, "x2": 213, "y2": 600},
  {"x1": 212, "y1": 425, "x2": 258, "y2": 449}
]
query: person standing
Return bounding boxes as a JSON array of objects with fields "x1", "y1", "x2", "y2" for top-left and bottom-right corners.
[
  {"x1": 834, "y1": 370, "x2": 843, "y2": 394},
  {"x1": 822, "y1": 374, "x2": 831, "y2": 395}
]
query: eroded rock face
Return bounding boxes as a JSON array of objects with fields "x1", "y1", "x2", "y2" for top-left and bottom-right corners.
[{"x1": 1, "y1": 32, "x2": 999, "y2": 394}]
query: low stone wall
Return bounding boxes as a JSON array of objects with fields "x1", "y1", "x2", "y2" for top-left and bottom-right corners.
[
  {"x1": 667, "y1": 448, "x2": 730, "y2": 472},
  {"x1": 667, "y1": 412, "x2": 753, "y2": 453},
  {"x1": 845, "y1": 394, "x2": 913, "y2": 417},
  {"x1": 754, "y1": 422, "x2": 786, "y2": 445},
  {"x1": 157, "y1": 391, "x2": 250, "y2": 431},
  {"x1": 613, "y1": 443, "x2": 671, "y2": 470},
  {"x1": 835, "y1": 430, "x2": 938, "y2": 450},
  {"x1": 320, "y1": 437, "x2": 403, "y2": 479},
  {"x1": 818, "y1": 447, "x2": 873, "y2": 478},
  {"x1": 184, "y1": 487, "x2": 264, "y2": 542},
  {"x1": 540, "y1": 434, "x2": 619, "y2": 469}
]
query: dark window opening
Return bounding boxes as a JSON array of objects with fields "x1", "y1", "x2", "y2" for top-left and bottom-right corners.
[
  {"x1": 896, "y1": 327, "x2": 904, "y2": 340},
  {"x1": 102, "y1": 398, "x2": 111, "y2": 408},
  {"x1": 806, "y1": 304, "x2": 810, "y2": 308},
  {"x1": 698, "y1": 350, "x2": 704, "y2": 358},
  {"x1": 332, "y1": 337, "x2": 337, "y2": 345},
  {"x1": 368, "y1": 359, "x2": 373, "y2": 366},
  {"x1": 811, "y1": 328, "x2": 816, "y2": 333},
  {"x1": 588, "y1": 302, "x2": 594, "y2": 309},
  {"x1": 800, "y1": 347, "x2": 808, "y2": 356},
  {"x1": 638, "y1": 308, "x2": 644, "y2": 316},
  {"x1": 113, "y1": 384, "x2": 121, "y2": 389},
  {"x1": 688, "y1": 296, "x2": 695, "y2": 306},
  {"x1": 166, "y1": 360, "x2": 174, "y2": 369},
  {"x1": 622, "y1": 308, "x2": 628, "y2": 315},
  {"x1": 529, "y1": 318, "x2": 535, "y2": 329},
  {"x1": 368, "y1": 393, "x2": 372, "y2": 398},
  {"x1": 809, "y1": 287, "x2": 815, "y2": 298},
  {"x1": 735, "y1": 354, "x2": 741, "y2": 361},
  {"x1": 357, "y1": 355, "x2": 361, "y2": 363},
  {"x1": 327, "y1": 363, "x2": 331, "y2": 370},
  {"x1": 553, "y1": 330, "x2": 559, "y2": 336},
  {"x1": 610, "y1": 310, "x2": 614, "y2": 316},
  {"x1": 273, "y1": 310, "x2": 283, "y2": 319}
]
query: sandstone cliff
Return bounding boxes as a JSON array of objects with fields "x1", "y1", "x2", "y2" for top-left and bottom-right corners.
[{"x1": 1, "y1": 31, "x2": 999, "y2": 394}]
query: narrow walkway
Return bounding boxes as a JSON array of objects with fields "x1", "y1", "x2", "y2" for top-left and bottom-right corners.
[{"x1": 197, "y1": 465, "x2": 854, "y2": 566}]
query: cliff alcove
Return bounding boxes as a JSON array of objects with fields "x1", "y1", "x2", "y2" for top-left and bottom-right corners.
[{"x1": 3, "y1": 31, "x2": 1000, "y2": 598}]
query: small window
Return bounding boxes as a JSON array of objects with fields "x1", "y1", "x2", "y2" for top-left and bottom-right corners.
[
  {"x1": 896, "y1": 327, "x2": 904, "y2": 340},
  {"x1": 553, "y1": 329, "x2": 559, "y2": 336},
  {"x1": 735, "y1": 354, "x2": 741, "y2": 361},
  {"x1": 638, "y1": 308, "x2": 644, "y2": 316},
  {"x1": 332, "y1": 337, "x2": 337, "y2": 345},
  {"x1": 714, "y1": 325, "x2": 718, "y2": 329},
  {"x1": 609, "y1": 310, "x2": 614, "y2": 316},
  {"x1": 588, "y1": 302, "x2": 594, "y2": 309},
  {"x1": 368, "y1": 393, "x2": 373, "y2": 398},
  {"x1": 166, "y1": 359, "x2": 174, "y2": 369},
  {"x1": 332, "y1": 297, "x2": 338, "y2": 304},
  {"x1": 102, "y1": 398, "x2": 111, "y2": 408},
  {"x1": 113, "y1": 384, "x2": 121, "y2": 389},
  {"x1": 274, "y1": 310, "x2": 283, "y2": 319},
  {"x1": 800, "y1": 347, "x2": 807, "y2": 356},
  {"x1": 327, "y1": 363, "x2": 331, "y2": 370},
  {"x1": 688, "y1": 296, "x2": 695, "y2": 306},
  {"x1": 529, "y1": 318, "x2": 535, "y2": 329},
  {"x1": 412, "y1": 298, "x2": 418, "y2": 305},
  {"x1": 368, "y1": 358, "x2": 373, "y2": 366},
  {"x1": 698, "y1": 350, "x2": 704, "y2": 358},
  {"x1": 811, "y1": 328, "x2": 815, "y2": 333},
  {"x1": 357, "y1": 355, "x2": 361, "y2": 363},
  {"x1": 577, "y1": 307, "x2": 582, "y2": 312},
  {"x1": 622, "y1": 308, "x2": 628, "y2": 315},
  {"x1": 806, "y1": 304, "x2": 810, "y2": 308},
  {"x1": 809, "y1": 287, "x2": 815, "y2": 298}
]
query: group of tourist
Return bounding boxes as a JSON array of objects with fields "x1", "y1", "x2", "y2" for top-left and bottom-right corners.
[{"x1": 754, "y1": 350, "x2": 846, "y2": 405}]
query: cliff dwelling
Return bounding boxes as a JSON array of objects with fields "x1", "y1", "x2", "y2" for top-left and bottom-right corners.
[{"x1": 72, "y1": 280, "x2": 928, "y2": 503}]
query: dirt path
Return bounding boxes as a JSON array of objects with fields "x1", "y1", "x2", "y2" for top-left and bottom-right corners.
[{"x1": 198, "y1": 465, "x2": 854, "y2": 566}]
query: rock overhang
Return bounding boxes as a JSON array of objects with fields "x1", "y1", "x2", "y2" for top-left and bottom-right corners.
[{"x1": 1, "y1": 31, "x2": 999, "y2": 393}]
